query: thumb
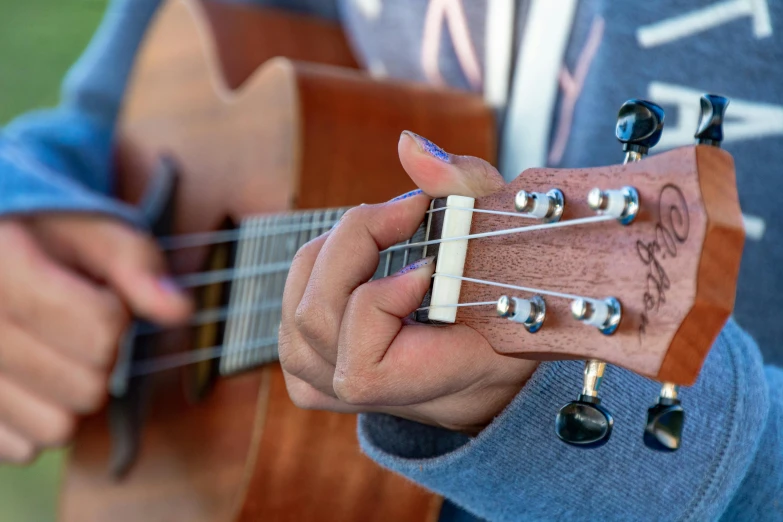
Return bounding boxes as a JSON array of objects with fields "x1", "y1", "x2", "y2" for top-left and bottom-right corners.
[
  {"x1": 398, "y1": 131, "x2": 505, "y2": 198},
  {"x1": 336, "y1": 255, "x2": 496, "y2": 406},
  {"x1": 31, "y1": 215, "x2": 192, "y2": 325}
]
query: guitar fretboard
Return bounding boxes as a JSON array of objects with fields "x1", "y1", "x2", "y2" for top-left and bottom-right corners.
[{"x1": 219, "y1": 206, "x2": 432, "y2": 376}]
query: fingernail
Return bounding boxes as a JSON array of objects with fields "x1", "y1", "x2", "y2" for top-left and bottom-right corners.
[
  {"x1": 390, "y1": 189, "x2": 423, "y2": 202},
  {"x1": 157, "y1": 276, "x2": 183, "y2": 295},
  {"x1": 395, "y1": 256, "x2": 436, "y2": 276},
  {"x1": 402, "y1": 131, "x2": 450, "y2": 163}
]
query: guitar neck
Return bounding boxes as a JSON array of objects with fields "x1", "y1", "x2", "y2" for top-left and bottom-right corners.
[{"x1": 218, "y1": 205, "x2": 434, "y2": 375}]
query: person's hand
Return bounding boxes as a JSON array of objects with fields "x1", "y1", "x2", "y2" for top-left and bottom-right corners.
[
  {"x1": 0, "y1": 214, "x2": 191, "y2": 463},
  {"x1": 279, "y1": 131, "x2": 538, "y2": 435}
]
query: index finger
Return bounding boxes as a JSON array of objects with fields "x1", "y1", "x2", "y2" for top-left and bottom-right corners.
[
  {"x1": 332, "y1": 261, "x2": 534, "y2": 407},
  {"x1": 0, "y1": 225, "x2": 128, "y2": 368},
  {"x1": 294, "y1": 194, "x2": 431, "y2": 365}
]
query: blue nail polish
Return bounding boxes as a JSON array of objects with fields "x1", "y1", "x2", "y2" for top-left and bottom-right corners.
[
  {"x1": 405, "y1": 131, "x2": 450, "y2": 162},
  {"x1": 395, "y1": 256, "x2": 435, "y2": 275},
  {"x1": 157, "y1": 276, "x2": 182, "y2": 294},
  {"x1": 390, "y1": 189, "x2": 423, "y2": 202}
]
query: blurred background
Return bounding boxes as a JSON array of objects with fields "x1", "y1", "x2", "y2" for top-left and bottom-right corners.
[{"x1": 0, "y1": 1, "x2": 106, "y2": 519}]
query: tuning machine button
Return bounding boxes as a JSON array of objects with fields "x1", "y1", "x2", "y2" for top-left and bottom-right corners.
[
  {"x1": 616, "y1": 99, "x2": 665, "y2": 162},
  {"x1": 695, "y1": 94, "x2": 729, "y2": 147},
  {"x1": 644, "y1": 383, "x2": 684, "y2": 452},
  {"x1": 496, "y1": 295, "x2": 546, "y2": 333},
  {"x1": 570, "y1": 297, "x2": 622, "y2": 335},
  {"x1": 587, "y1": 187, "x2": 640, "y2": 225},
  {"x1": 514, "y1": 189, "x2": 564, "y2": 222},
  {"x1": 556, "y1": 360, "x2": 613, "y2": 448}
]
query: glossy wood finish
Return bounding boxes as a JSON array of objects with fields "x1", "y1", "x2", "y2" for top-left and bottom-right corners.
[
  {"x1": 200, "y1": 1, "x2": 359, "y2": 89},
  {"x1": 239, "y1": 367, "x2": 442, "y2": 522},
  {"x1": 658, "y1": 146, "x2": 744, "y2": 383},
  {"x1": 458, "y1": 146, "x2": 743, "y2": 386},
  {"x1": 61, "y1": 372, "x2": 264, "y2": 522},
  {"x1": 61, "y1": 0, "x2": 495, "y2": 520}
]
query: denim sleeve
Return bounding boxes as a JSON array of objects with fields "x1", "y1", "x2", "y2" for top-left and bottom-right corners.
[
  {"x1": 0, "y1": 0, "x2": 162, "y2": 226},
  {"x1": 359, "y1": 319, "x2": 775, "y2": 521}
]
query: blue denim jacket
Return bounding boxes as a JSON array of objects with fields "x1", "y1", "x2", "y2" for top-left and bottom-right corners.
[{"x1": 1, "y1": 1, "x2": 780, "y2": 520}]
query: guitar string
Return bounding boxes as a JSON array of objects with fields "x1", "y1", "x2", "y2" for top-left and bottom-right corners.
[
  {"x1": 138, "y1": 266, "x2": 597, "y2": 340},
  {"x1": 130, "y1": 337, "x2": 279, "y2": 377},
  {"x1": 172, "y1": 214, "x2": 617, "y2": 288},
  {"x1": 136, "y1": 301, "x2": 282, "y2": 336},
  {"x1": 158, "y1": 218, "x2": 342, "y2": 250},
  {"x1": 157, "y1": 206, "x2": 535, "y2": 251},
  {"x1": 416, "y1": 301, "x2": 497, "y2": 311},
  {"x1": 128, "y1": 276, "x2": 598, "y2": 376},
  {"x1": 128, "y1": 213, "x2": 618, "y2": 376},
  {"x1": 381, "y1": 214, "x2": 615, "y2": 254},
  {"x1": 128, "y1": 278, "x2": 602, "y2": 377},
  {"x1": 431, "y1": 274, "x2": 590, "y2": 301},
  {"x1": 127, "y1": 302, "x2": 503, "y2": 376}
]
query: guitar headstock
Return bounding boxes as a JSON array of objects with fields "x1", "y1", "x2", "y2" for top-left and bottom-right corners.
[{"x1": 427, "y1": 95, "x2": 743, "y2": 450}]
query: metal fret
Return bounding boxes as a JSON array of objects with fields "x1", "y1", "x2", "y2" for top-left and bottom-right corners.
[
  {"x1": 219, "y1": 204, "x2": 436, "y2": 376},
  {"x1": 402, "y1": 239, "x2": 411, "y2": 267},
  {"x1": 384, "y1": 251, "x2": 392, "y2": 277},
  {"x1": 245, "y1": 214, "x2": 277, "y2": 369},
  {"x1": 220, "y1": 216, "x2": 262, "y2": 374}
]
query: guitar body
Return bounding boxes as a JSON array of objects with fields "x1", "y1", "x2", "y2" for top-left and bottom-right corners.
[{"x1": 59, "y1": 1, "x2": 495, "y2": 521}]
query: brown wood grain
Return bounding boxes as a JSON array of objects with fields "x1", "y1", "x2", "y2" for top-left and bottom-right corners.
[
  {"x1": 201, "y1": 1, "x2": 359, "y2": 89},
  {"x1": 60, "y1": 372, "x2": 264, "y2": 522},
  {"x1": 238, "y1": 366, "x2": 441, "y2": 522},
  {"x1": 658, "y1": 145, "x2": 744, "y2": 384},
  {"x1": 457, "y1": 146, "x2": 742, "y2": 386},
  {"x1": 62, "y1": 0, "x2": 494, "y2": 520}
]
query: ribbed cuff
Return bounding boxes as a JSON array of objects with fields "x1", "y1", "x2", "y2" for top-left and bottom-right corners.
[
  {"x1": 359, "y1": 319, "x2": 769, "y2": 522},
  {"x1": 0, "y1": 143, "x2": 144, "y2": 227}
]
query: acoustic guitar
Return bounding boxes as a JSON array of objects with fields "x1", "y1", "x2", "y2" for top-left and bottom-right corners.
[
  {"x1": 60, "y1": 0, "x2": 493, "y2": 521},
  {"x1": 59, "y1": 0, "x2": 744, "y2": 520}
]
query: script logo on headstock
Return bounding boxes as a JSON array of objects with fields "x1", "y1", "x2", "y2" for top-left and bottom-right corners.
[{"x1": 637, "y1": 184, "x2": 690, "y2": 342}]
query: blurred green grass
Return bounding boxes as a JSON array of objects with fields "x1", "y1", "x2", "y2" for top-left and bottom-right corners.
[
  {"x1": 0, "y1": 1, "x2": 107, "y2": 520},
  {"x1": 0, "y1": 0, "x2": 107, "y2": 123}
]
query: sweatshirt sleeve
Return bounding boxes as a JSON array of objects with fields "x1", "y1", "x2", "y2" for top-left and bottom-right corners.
[
  {"x1": 358, "y1": 319, "x2": 775, "y2": 522},
  {"x1": 0, "y1": 0, "x2": 162, "y2": 225}
]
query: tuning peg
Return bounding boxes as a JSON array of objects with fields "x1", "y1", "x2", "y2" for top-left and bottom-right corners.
[
  {"x1": 615, "y1": 99, "x2": 665, "y2": 162},
  {"x1": 587, "y1": 187, "x2": 640, "y2": 225},
  {"x1": 695, "y1": 94, "x2": 730, "y2": 147},
  {"x1": 514, "y1": 189, "x2": 564, "y2": 223},
  {"x1": 496, "y1": 295, "x2": 546, "y2": 333},
  {"x1": 555, "y1": 360, "x2": 613, "y2": 448},
  {"x1": 644, "y1": 383, "x2": 684, "y2": 452},
  {"x1": 570, "y1": 297, "x2": 622, "y2": 336}
]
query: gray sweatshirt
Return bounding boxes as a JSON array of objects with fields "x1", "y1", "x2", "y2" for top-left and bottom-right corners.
[{"x1": 0, "y1": 0, "x2": 780, "y2": 520}]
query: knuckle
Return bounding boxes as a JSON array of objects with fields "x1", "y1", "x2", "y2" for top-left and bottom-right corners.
[
  {"x1": 277, "y1": 333, "x2": 307, "y2": 378},
  {"x1": 349, "y1": 285, "x2": 372, "y2": 310},
  {"x1": 333, "y1": 370, "x2": 379, "y2": 406},
  {"x1": 1, "y1": 443, "x2": 36, "y2": 465},
  {"x1": 112, "y1": 232, "x2": 163, "y2": 275},
  {"x1": 337, "y1": 205, "x2": 374, "y2": 230},
  {"x1": 339, "y1": 205, "x2": 365, "y2": 223},
  {"x1": 295, "y1": 301, "x2": 334, "y2": 348},
  {"x1": 91, "y1": 297, "x2": 128, "y2": 367},
  {"x1": 74, "y1": 372, "x2": 107, "y2": 413},
  {"x1": 0, "y1": 221, "x2": 34, "y2": 249},
  {"x1": 10, "y1": 441, "x2": 36, "y2": 465},
  {"x1": 0, "y1": 225, "x2": 45, "y2": 282},
  {"x1": 293, "y1": 236, "x2": 322, "y2": 263},
  {"x1": 36, "y1": 410, "x2": 75, "y2": 446},
  {"x1": 288, "y1": 384, "x2": 326, "y2": 410}
]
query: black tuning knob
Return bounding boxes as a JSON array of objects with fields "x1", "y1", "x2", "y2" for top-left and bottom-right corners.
[
  {"x1": 555, "y1": 394, "x2": 614, "y2": 448},
  {"x1": 695, "y1": 94, "x2": 730, "y2": 147},
  {"x1": 644, "y1": 397, "x2": 685, "y2": 452},
  {"x1": 615, "y1": 99, "x2": 665, "y2": 156}
]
